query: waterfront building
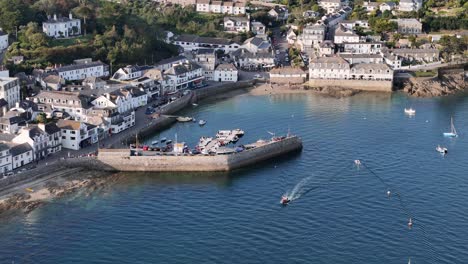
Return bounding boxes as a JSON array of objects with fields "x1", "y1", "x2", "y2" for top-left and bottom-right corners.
[
  {"x1": 13, "y1": 126, "x2": 49, "y2": 160},
  {"x1": 31, "y1": 91, "x2": 92, "y2": 121},
  {"x1": 192, "y1": 49, "x2": 218, "y2": 81},
  {"x1": 231, "y1": 48, "x2": 276, "y2": 70},
  {"x1": 196, "y1": 0, "x2": 246, "y2": 15},
  {"x1": 112, "y1": 65, "x2": 153, "y2": 81},
  {"x1": 0, "y1": 30, "x2": 8, "y2": 51},
  {"x1": 214, "y1": 63, "x2": 238, "y2": 82},
  {"x1": 224, "y1": 16, "x2": 250, "y2": 33},
  {"x1": 155, "y1": 56, "x2": 188, "y2": 71},
  {"x1": 392, "y1": 48, "x2": 440, "y2": 63},
  {"x1": 340, "y1": 42, "x2": 383, "y2": 54},
  {"x1": 7, "y1": 143, "x2": 33, "y2": 170},
  {"x1": 173, "y1": 34, "x2": 241, "y2": 52},
  {"x1": 269, "y1": 67, "x2": 307, "y2": 84},
  {"x1": 0, "y1": 142, "x2": 12, "y2": 173},
  {"x1": 42, "y1": 13, "x2": 81, "y2": 38},
  {"x1": 0, "y1": 77, "x2": 20, "y2": 109},
  {"x1": 339, "y1": 53, "x2": 384, "y2": 64},
  {"x1": 57, "y1": 120, "x2": 98, "y2": 150},
  {"x1": 309, "y1": 56, "x2": 393, "y2": 81},
  {"x1": 54, "y1": 59, "x2": 109, "y2": 81},
  {"x1": 399, "y1": 0, "x2": 422, "y2": 12},
  {"x1": 334, "y1": 25, "x2": 360, "y2": 44},
  {"x1": 393, "y1": 19, "x2": 422, "y2": 34},
  {"x1": 38, "y1": 123, "x2": 62, "y2": 155},
  {"x1": 163, "y1": 61, "x2": 204, "y2": 91},
  {"x1": 251, "y1": 21, "x2": 266, "y2": 36},
  {"x1": 298, "y1": 23, "x2": 326, "y2": 54}
]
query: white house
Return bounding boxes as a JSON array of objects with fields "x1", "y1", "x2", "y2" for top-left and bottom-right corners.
[
  {"x1": 31, "y1": 91, "x2": 92, "y2": 121},
  {"x1": 298, "y1": 23, "x2": 326, "y2": 54},
  {"x1": 192, "y1": 49, "x2": 218, "y2": 81},
  {"x1": 268, "y1": 6, "x2": 289, "y2": 21},
  {"x1": 309, "y1": 56, "x2": 393, "y2": 81},
  {"x1": 251, "y1": 21, "x2": 266, "y2": 36},
  {"x1": 112, "y1": 65, "x2": 153, "y2": 81},
  {"x1": 269, "y1": 67, "x2": 307, "y2": 84},
  {"x1": 57, "y1": 120, "x2": 98, "y2": 150},
  {"x1": 173, "y1": 34, "x2": 241, "y2": 52},
  {"x1": 380, "y1": 2, "x2": 396, "y2": 12},
  {"x1": 340, "y1": 20, "x2": 369, "y2": 30},
  {"x1": 39, "y1": 123, "x2": 62, "y2": 155},
  {"x1": 334, "y1": 25, "x2": 360, "y2": 44},
  {"x1": 340, "y1": 42, "x2": 383, "y2": 54},
  {"x1": 0, "y1": 143, "x2": 12, "y2": 173},
  {"x1": 363, "y1": 1, "x2": 380, "y2": 12},
  {"x1": 196, "y1": 0, "x2": 246, "y2": 15},
  {"x1": 155, "y1": 55, "x2": 188, "y2": 71},
  {"x1": 224, "y1": 16, "x2": 250, "y2": 33},
  {"x1": 42, "y1": 13, "x2": 81, "y2": 38},
  {"x1": 399, "y1": 0, "x2": 422, "y2": 12},
  {"x1": 55, "y1": 59, "x2": 109, "y2": 81},
  {"x1": 8, "y1": 143, "x2": 33, "y2": 170},
  {"x1": 319, "y1": 0, "x2": 345, "y2": 14},
  {"x1": 231, "y1": 48, "x2": 276, "y2": 70},
  {"x1": 12, "y1": 126, "x2": 49, "y2": 160},
  {"x1": 214, "y1": 64, "x2": 238, "y2": 82},
  {"x1": 242, "y1": 37, "x2": 271, "y2": 54},
  {"x1": 163, "y1": 61, "x2": 204, "y2": 91},
  {"x1": 0, "y1": 77, "x2": 20, "y2": 109},
  {"x1": 0, "y1": 30, "x2": 8, "y2": 51}
]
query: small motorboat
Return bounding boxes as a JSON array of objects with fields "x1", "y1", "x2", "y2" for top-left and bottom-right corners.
[
  {"x1": 151, "y1": 141, "x2": 159, "y2": 146},
  {"x1": 404, "y1": 108, "x2": 416, "y2": 115},
  {"x1": 192, "y1": 103, "x2": 198, "y2": 107},
  {"x1": 176, "y1": 116, "x2": 193, "y2": 122},
  {"x1": 160, "y1": 137, "x2": 167, "y2": 142},
  {"x1": 166, "y1": 140, "x2": 173, "y2": 145},
  {"x1": 199, "y1": 120, "x2": 207, "y2": 126},
  {"x1": 436, "y1": 145, "x2": 448, "y2": 154},
  {"x1": 280, "y1": 195, "x2": 290, "y2": 205}
]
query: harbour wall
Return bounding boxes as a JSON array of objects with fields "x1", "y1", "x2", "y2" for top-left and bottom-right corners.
[
  {"x1": 65, "y1": 136, "x2": 302, "y2": 172},
  {"x1": 193, "y1": 80, "x2": 255, "y2": 101},
  {"x1": 307, "y1": 80, "x2": 393, "y2": 92}
]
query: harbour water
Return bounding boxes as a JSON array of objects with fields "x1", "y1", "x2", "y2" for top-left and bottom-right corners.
[{"x1": 1, "y1": 92, "x2": 468, "y2": 263}]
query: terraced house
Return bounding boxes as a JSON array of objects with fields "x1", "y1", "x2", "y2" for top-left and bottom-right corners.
[{"x1": 196, "y1": 0, "x2": 246, "y2": 15}]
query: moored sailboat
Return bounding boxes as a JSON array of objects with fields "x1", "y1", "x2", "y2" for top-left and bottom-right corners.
[{"x1": 443, "y1": 117, "x2": 458, "y2": 138}]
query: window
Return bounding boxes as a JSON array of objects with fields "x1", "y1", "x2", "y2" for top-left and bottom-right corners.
[{"x1": 71, "y1": 137, "x2": 76, "y2": 140}]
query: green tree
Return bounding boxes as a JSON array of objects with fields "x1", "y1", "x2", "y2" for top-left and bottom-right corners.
[{"x1": 36, "y1": 113, "x2": 47, "y2": 124}]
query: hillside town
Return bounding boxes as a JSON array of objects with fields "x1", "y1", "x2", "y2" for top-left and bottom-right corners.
[{"x1": 0, "y1": 0, "x2": 466, "y2": 176}]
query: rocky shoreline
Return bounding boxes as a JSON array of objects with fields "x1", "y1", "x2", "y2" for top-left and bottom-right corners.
[
  {"x1": 0, "y1": 169, "x2": 112, "y2": 215},
  {"x1": 402, "y1": 70, "x2": 466, "y2": 97},
  {"x1": 249, "y1": 83, "x2": 361, "y2": 97}
]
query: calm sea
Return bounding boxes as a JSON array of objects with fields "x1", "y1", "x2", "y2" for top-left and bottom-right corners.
[{"x1": 1, "y1": 92, "x2": 468, "y2": 264}]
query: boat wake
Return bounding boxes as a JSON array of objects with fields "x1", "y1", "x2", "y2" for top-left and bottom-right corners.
[{"x1": 284, "y1": 176, "x2": 316, "y2": 201}]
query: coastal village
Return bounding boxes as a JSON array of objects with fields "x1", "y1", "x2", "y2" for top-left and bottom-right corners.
[{"x1": 0, "y1": 0, "x2": 466, "y2": 183}]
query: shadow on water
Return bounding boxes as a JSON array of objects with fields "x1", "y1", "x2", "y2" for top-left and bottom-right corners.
[{"x1": 112, "y1": 149, "x2": 303, "y2": 189}]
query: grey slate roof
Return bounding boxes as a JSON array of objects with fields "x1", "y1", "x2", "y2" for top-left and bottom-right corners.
[
  {"x1": 0, "y1": 142, "x2": 9, "y2": 152},
  {"x1": 0, "y1": 99, "x2": 8, "y2": 108},
  {"x1": 155, "y1": 55, "x2": 187, "y2": 66},
  {"x1": 56, "y1": 61, "x2": 106, "y2": 73},
  {"x1": 9, "y1": 143, "x2": 33, "y2": 156},
  {"x1": 215, "y1": 63, "x2": 237, "y2": 71},
  {"x1": 44, "y1": 123, "x2": 61, "y2": 135}
]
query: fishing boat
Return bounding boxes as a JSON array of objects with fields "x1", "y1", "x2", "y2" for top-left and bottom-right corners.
[
  {"x1": 176, "y1": 116, "x2": 193, "y2": 122},
  {"x1": 199, "y1": 120, "x2": 207, "y2": 126},
  {"x1": 436, "y1": 145, "x2": 448, "y2": 154},
  {"x1": 166, "y1": 140, "x2": 173, "y2": 145},
  {"x1": 443, "y1": 117, "x2": 458, "y2": 137},
  {"x1": 233, "y1": 129, "x2": 245, "y2": 137},
  {"x1": 151, "y1": 141, "x2": 159, "y2": 146},
  {"x1": 404, "y1": 108, "x2": 416, "y2": 115},
  {"x1": 280, "y1": 195, "x2": 290, "y2": 205},
  {"x1": 160, "y1": 137, "x2": 167, "y2": 142}
]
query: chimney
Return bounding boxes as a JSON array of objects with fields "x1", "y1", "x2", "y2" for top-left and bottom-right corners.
[
  {"x1": 54, "y1": 14, "x2": 57, "y2": 21},
  {"x1": 69, "y1": 13, "x2": 73, "y2": 19},
  {"x1": 15, "y1": 102, "x2": 20, "y2": 108},
  {"x1": 2, "y1": 106, "x2": 7, "y2": 116},
  {"x1": 106, "y1": 93, "x2": 110, "y2": 100}
]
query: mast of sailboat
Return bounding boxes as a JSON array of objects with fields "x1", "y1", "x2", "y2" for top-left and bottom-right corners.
[{"x1": 451, "y1": 117, "x2": 457, "y2": 135}]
